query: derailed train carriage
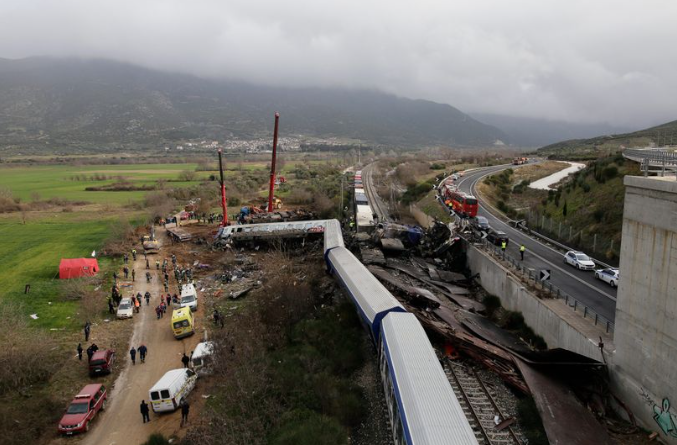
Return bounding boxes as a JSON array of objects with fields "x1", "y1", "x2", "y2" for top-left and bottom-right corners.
[
  {"x1": 216, "y1": 219, "x2": 478, "y2": 444},
  {"x1": 324, "y1": 224, "x2": 478, "y2": 445}
]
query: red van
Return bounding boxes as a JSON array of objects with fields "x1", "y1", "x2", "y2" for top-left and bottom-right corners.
[
  {"x1": 58, "y1": 384, "x2": 107, "y2": 435},
  {"x1": 89, "y1": 349, "x2": 115, "y2": 376}
]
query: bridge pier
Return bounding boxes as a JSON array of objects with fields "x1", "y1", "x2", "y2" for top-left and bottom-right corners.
[{"x1": 611, "y1": 176, "x2": 677, "y2": 443}]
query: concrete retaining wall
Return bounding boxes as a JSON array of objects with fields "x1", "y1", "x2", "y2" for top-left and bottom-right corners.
[
  {"x1": 467, "y1": 245, "x2": 604, "y2": 361},
  {"x1": 610, "y1": 176, "x2": 677, "y2": 444}
]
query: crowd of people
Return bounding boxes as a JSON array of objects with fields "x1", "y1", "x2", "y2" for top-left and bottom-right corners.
[{"x1": 79, "y1": 243, "x2": 199, "y2": 429}]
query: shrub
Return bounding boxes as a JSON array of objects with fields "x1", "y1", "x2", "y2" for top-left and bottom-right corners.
[
  {"x1": 0, "y1": 187, "x2": 21, "y2": 213},
  {"x1": 178, "y1": 170, "x2": 197, "y2": 181},
  {"x1": 287, "y1": 189, "x2": 313, "y2": 205},
  {"x1": 269, "y1": 409, "x2": 348, "y2": 445},
  {"x1": 142, "y1": 434, "x2": 171, "y2": 445},
  {"x1": 602, "y1": 165, "x2": 618, "y2": 180},
  {"x1": 0, "y1": 304, "x2": 59, "y2": 395},
  {"x1": 483, "y1": 295, "x2": 502, "y2": 318},
  {"x1": 593, "y1": 208, "x2": 604, "y2": 223}
]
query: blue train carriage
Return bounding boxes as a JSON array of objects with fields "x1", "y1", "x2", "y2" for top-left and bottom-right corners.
[
  {"x1": 355, "y1": 189, "x2": 369, "y2": 206},
  {"x1": 379, "y1": 313, "x2": 480, "y2": 445},
  {"x1": 325, "y1": 246, "x2": 405, "y2": 341}
]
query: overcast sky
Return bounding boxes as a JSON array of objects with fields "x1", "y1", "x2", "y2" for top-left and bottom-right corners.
[{"x1": 0, "y1": 0, "x2": 674, "y2": 128}]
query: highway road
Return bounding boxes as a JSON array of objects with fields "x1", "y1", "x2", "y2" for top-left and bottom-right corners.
[{"x1": 454, "y1": 165, "x2": 618, "y2": 324}]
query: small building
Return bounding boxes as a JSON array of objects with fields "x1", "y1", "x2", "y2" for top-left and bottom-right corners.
[{"x1": 59, "y1": 258, "x2": 100, "y2": 279}]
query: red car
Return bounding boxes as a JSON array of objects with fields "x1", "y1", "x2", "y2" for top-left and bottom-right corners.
[
  {"x1": 88, "y1": 349, "x2": 115, "y2": 377},
  {"x1": 58, "y1": 384, "x2": 107, "y2": 435}
]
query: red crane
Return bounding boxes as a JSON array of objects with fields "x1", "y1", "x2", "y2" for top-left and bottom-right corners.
[
  {"x1": 218, "y1": 148, "x2": 229, "y2": 226},
  {"x1": 267, "y1": 112, "x2": 280, "y2": 213}
]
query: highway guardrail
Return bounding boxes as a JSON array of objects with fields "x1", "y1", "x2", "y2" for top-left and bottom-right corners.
[{"x1": 477, "y1": 239, "x2": 615, "y2": 334}]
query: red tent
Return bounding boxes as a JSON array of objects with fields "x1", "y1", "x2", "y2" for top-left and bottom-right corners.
[{"x1": 59, "y1": 258, "x2": 100, "y2": 279}]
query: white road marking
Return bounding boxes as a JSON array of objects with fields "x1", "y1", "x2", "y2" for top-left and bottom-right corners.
[{"x1": 466, "y1": 170, "x2": 617, "y2": 303}]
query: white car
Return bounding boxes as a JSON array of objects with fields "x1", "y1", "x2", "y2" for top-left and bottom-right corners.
[
  {"x1": 117, "y1": 298, "x2": 134, "y2": 319},
  {"x1": 180, "y1": 283, "x2": 198, "y2": 312},
  {"x1": 563, "y1": 250, "x2": 596, "y2": 270},
  {"x1": 595, "y1": 268, "x2": 619, "y2": 288}
]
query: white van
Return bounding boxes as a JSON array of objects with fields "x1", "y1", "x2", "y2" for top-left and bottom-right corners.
[
  {"x1": 190, "y1": 341, "x2": 215, "y2": 376},
  {"x1": 148, "y1": 368, "x2": 197, "y2": 413},
  {"x1": 180, "y1": 283, "x2": 198, "y2": 312}
]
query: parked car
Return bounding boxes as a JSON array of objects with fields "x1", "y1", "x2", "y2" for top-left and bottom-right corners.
[
  {"x1": 486, "y1": 229, "x2": 509, "y2": 246},
  {"x1": 58, "y1": 384, "x2": 107, "y2": 435},
  {"x1": 149, "y1": 368, "x2": 198, "y2": 413},
  {"x1": 89, "y1": 349, "x2": 115, "y2": 377},
  {"x1": 117, "y1": 298, "x2": 134, "y2": 319},
  {"x1": 595, "y1": 268, "x2": 619, "y2": 287},
  {"x1": 563, "y1": 250, "x2": 596, "y2": 270},
  {"x1": 180, "y1": 283, "x2": 198, "y2": 312},
  {"x1": 471, "y1": 216, "x2": 490, "y2": 231}
]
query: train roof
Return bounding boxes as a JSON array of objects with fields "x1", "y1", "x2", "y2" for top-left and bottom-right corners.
[
  {"x1": 323, "y1": 219, "x2": 344, "y2": 251},
  {"x1": 381, "y1": 313, "x2": 480, "y2": 445},
  {"x1": 326, "y1": 246, "x2": 405, "y2": 340},
  {"x1": 356, "y1": 205, "x2": 375, "y2": 227}
]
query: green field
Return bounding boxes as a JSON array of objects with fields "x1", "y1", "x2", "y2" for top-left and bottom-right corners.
[
  {"x1": 0, "y1": 163, "x2": 210, "y2": 204},
  {"x1": 0, "y1": 161, "x2": 325, "y2": 204},
  {"x1": 0, "y1": 213, "x2": 114, "y2": 329}
]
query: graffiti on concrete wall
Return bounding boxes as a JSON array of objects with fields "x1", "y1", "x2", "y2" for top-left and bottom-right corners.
[{"x1": 641, "y1": 388, "x2": 677, "y2": 438}]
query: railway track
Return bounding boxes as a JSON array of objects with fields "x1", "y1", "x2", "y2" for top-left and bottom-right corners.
[
  {"x1": 362, "y1": 163, "x2": 391, "y2": 222},
  {"x1": 444, "y1": 359, "x2": 523, "y2": 445}
]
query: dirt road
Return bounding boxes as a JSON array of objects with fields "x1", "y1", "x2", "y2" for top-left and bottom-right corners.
[{"x1": 83, "y1": 231, "x2": 203, "y2": 445}]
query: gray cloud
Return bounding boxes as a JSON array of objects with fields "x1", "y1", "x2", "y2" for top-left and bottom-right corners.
[{"x1": 0, "y1": 0, "x2": 675, "y2": 127}]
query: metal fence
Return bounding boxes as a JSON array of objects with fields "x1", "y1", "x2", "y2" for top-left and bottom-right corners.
[
  {"x1": 524, "y1": 211, "x2": 619, "y2": 264},
  {"x1": 476, "y1": 239, "x2": 615, "y2": 334}
]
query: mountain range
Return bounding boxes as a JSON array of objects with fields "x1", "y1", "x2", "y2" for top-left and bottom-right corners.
[
  {"x1": 0, "y1": 57, "x2": 506, "y2": 152},
  {"x1": 537, "y1": 119, "x2": 677, "y2": 159},
  {"x1": 1, "y1": 57, "x2": 664, "y2": 154},
  {"x1": 471, "y1": 113, "x2": 635, "y2": 148}
]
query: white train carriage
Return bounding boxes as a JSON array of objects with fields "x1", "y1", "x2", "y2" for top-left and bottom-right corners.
[
  {"x1": 323, "y1": 219, "x2": 345, "y2": 252},
  {"x1": 326, "y1": 246, "x2": 405, "y2": 341},
  {"x1": 356, "y1": 204, "x2": 375, "y2": 233},
  {"x1": 380, "y1": 313, "x2": 480, "y2": 445}
]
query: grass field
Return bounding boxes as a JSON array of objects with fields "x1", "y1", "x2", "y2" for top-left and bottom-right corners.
[
  {"x1": 0, "y1": 212, "x2": 115, "y2": 329},
  {"x1": 0, "y1": 160, "x2": 329, "y2": 204},
  {"x1": 0, "y1": 164, "x2": 208, "y2": 204}
]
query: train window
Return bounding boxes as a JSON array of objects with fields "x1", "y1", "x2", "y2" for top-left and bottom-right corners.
[{"x1": 466, "y1": 198, "x2": 478, "y2": 205}]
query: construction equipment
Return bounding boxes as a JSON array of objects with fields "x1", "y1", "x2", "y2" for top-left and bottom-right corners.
[
  {"x1": 267, "y1": 112, "x2": 280, "y2": 213},
  {"x1": 218, "y1": 149, "x2": 229, "y2": 226},
  {"x1": 142, "y1": 226, "x2": 160, "y2": 254}
]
